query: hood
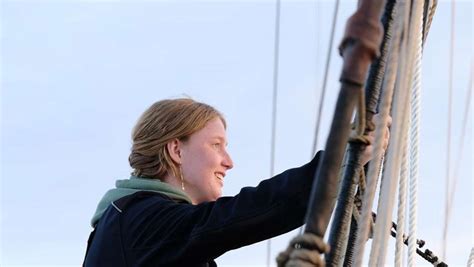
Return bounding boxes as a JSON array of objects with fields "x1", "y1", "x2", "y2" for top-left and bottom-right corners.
[{"x1": 90, "y1": 176, "x2": 192, "y2": 227}]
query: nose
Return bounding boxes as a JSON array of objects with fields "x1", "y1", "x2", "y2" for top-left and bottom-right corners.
[{"x1": 223, "y1": 150, "x2": 234, "y2": 170}]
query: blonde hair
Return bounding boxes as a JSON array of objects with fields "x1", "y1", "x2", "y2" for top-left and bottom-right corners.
[{"x1": 129, "y1": 98, "x2": 226, "y2": 179}]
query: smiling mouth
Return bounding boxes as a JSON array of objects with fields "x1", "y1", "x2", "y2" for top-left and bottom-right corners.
[{"x1": 215, "y1": 172, "x2": 224, "y2": 183}]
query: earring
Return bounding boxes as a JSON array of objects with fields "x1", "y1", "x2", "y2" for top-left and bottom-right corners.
[{"x1": 179, "y1": 167, "x2": 185, "y2": 191}]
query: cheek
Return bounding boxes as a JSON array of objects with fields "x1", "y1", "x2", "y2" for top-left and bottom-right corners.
[
  {"x1": 182, "y1": 147, "x2": 221, "y2": 187},
  {"x1": 201, "y1": 149, "x2": 220, "y2": 167},
  {"x1": 184, "y1": 154, "x2": 212, "y2": 181}
]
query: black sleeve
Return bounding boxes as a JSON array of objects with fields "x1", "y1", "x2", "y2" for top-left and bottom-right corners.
[{"x1": 122, "y1": 151, "x2": 323, "y2": 265}]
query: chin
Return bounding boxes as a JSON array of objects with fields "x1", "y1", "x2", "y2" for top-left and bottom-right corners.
[
  {"x1": 200, "y1": 190, "x2": 222, "y2": 202},
  {"x1": 211, "y1": 194, "x2": 222, "y2": 201}
]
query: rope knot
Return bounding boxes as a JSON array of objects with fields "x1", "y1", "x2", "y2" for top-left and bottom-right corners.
[{"x1": 349, "y1": 119, "x2": 375, "y2": 145}]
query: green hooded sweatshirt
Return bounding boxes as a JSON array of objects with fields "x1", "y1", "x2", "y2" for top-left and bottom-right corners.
[{"x1": 90, "y1": 176, "x2": 192, "y2": 227}]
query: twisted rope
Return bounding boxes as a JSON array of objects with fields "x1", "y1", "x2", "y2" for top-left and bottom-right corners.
[
  {"x1": 350, "y1": 6, "x2": 404, "y2": 256},
  {"x1": 407, "y1": 1, "x2": 425, "y2": 265},
  {"x1": 395, "y1": 123, "x2": 410, "y2": 267},
  {"x1": 422, "y1": 0, "x2": 438, "y2": 43},
  {"x1": 342, "y1": 168, "x2": 370, "y2": 266},
  {"x1": 394, "y1": 17, "x2": 413, "y2": 260},
  {"x1": 394, "y1": 2, "x2": 414, "y2": 265},
  {"x1": 352, "y1": 121, "x2": 384, "y2": 266}
]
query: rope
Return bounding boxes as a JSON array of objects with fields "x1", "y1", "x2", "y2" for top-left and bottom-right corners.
[
  {"x1": 342, "y1": 216, "x2": 358, "y2": 266},
  {"x1": 422, "y1": 0, "x2": 438, "y2": 43},
  {"x1": 343, "y1": 167, "x2": 367, "y2": 266},
  {"x1": 354, "y1": 0, "x2": 411, "y2": 266},
  {"x1": 341, "y1": 168, "x2": 368, "y2": 267},
  {"x1": 366, "y1": 2, "x2": 404, "y2": 264},
  {"x1": 395, "y1": 8, "x2": 411, "y2": 258},
  {"x1": 326, "y1": 128, "x2": 370, "y2": 265},
  {"x1": 407, "y1": 1, "x2": 425, "y2": 265},
  {"x1": 326, "y1": 112, "x2": 372, "y2": 266},
  {"x1": 395, "y1": 124, "x2": 410, "y2": 267},
  {"x1": 390, "y1": 2, "x2": 425, "y2": 266},
  {"x1": 268, "y1": 0, "x2": 281, "y2": 265},
  {"x1": 352, "y1": 46, "x2": 400, "y2": 266},
  {"x1": 352, "y1": 128, "x2": 385, "y2": 266},
  {"x1": 442, "y1": 0, "x2": 455, "y2": 259},
  {"x1": 394, "y1": 0, "x2": 417, "y2": 265},
  {"x1": 339, "y1": 1, "x2": 399, "y2": 262}
]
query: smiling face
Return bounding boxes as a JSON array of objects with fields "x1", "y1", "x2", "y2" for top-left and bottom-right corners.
[{"x1": 179, "y1": 117, "x2": 233, "y2": 203}]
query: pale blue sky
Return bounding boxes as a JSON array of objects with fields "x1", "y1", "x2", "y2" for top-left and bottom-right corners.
[{"x1": 1, "y1": 1, "x2": 472, "y2": 266}]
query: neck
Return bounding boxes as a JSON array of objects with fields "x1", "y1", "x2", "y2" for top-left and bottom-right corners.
[{"x1": 163, "y1": 174, "x2": 196, "y2": 204}]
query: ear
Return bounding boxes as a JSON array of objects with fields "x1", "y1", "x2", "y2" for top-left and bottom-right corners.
[{"x1": 166, "y1": 138, "x2": 182, "y2": 165}]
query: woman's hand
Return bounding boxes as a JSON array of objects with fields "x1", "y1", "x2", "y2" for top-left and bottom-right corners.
[{"x1": 360, "y1": 114, "x2": 391, "y2": 166}]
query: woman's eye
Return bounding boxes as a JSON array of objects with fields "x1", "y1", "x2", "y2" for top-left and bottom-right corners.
[{"x1": 213, "y1": 143, "x2": 221, "y2": 149}]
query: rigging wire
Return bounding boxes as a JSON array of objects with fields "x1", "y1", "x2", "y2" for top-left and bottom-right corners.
[
  {"x1": 445, "y1": 59, "x2": 472, "y2": 254},
  {"x1": 442, "y1": 0, "x2": 455, "y2": 260},
  {"x1": 312, "y1": 0, "x2": 322, "y2": 154},
  {"x1": 267, "y1": 0, "x2": 281, "y2": 265},
  {"x1": 311, "y1": 0, "x2": 340, "y2": 157}
]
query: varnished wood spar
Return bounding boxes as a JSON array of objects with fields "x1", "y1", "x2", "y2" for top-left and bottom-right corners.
[{"x1": 303, "y1": 0, "x2": 386, "y2": 250}]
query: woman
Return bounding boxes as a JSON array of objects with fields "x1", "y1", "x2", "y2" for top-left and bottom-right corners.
[{"x1": 83, "y1": 98, "x2": 385, "y2": 266}]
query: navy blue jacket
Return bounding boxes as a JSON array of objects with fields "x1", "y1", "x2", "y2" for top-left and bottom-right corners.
[{"x1": 84, "y1": 152, "x2": 321, "y2": 267}]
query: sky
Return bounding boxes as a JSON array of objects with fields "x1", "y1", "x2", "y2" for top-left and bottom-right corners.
[{"x1": 1, "y1": 0, "x2": 472, "y2": 266}]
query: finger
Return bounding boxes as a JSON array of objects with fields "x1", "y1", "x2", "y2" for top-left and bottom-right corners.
[
  {"x1": 365, "y1": 134, "x2": 375, "y2": 144},
  {"x1": 288, "y1": 249, "x2": 326, "y2": 267},
  {"x1": 290, "y1": 233, "x2": 330, "y2": 253},
  {"x1": 373, "y1": 113, "x2": 392, "y2": 128},
  {"x1": 366, "y1": 129, "x2": 375, "y2": 138},
  {"x1": 360, "y1": 144, "x2": 373, "y2": 165},
  {"x1": 384, "y1": 127, "x2": 390, "y2": 150},
  {"x1": 386, "y1": 116, "x2": 392, "y2": 127},
  {"x1": 287, "y1": 259, "x2": 323, "y2": 267},
  {"x1": 364, "y1": 144, "x2": 373, "y2": 155},
  {"x1": 276, "y1": 249, "x2": 291, "y2": 267}
]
